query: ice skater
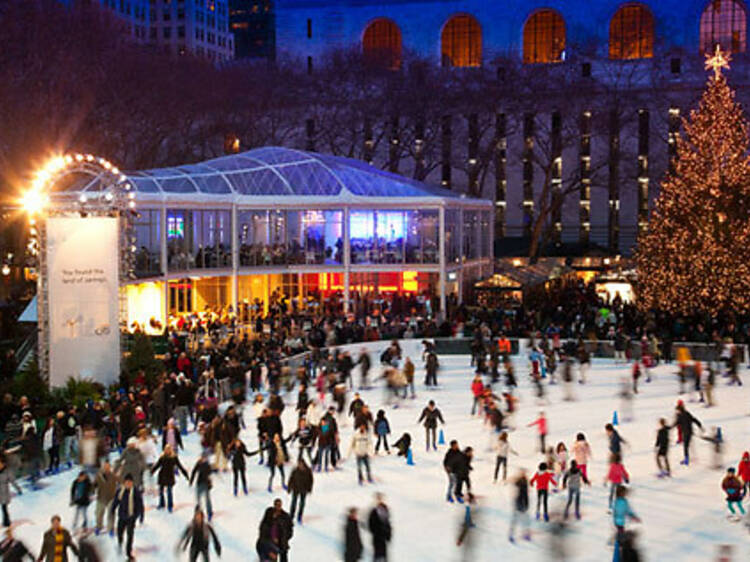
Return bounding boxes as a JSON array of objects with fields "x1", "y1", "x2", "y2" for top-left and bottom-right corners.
[
  {"x1": 530, "y1": 462, "x2": 556, "y2": 522},
  {"x1": 528, "y1": 412, "x2": 548, "y2": 454},
  {"x1": 721, "y1": 467, "x2": 746, "y2": 520},
  {"x1": 562, "y1": 459, "x2": 590, "y2": 520},
  {"x1": 417, "y1": 400, "x2": 444, "y2": 452}
]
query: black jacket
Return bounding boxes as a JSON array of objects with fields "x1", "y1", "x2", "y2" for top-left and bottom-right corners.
[
  {"x1": 655, "y1": 427, "x2": 670, "y2": 453},
  {"x1": 70, "y1": 477, "x2": 93, "y2": 507},
  {"x1": 418, "y1": 407, "x2": 444, "y2": 429},
  {"x1": 228, "y1": 441, "x2": 254, "y2": 470},
  {"x1": 344, "y1": 518, "x2": 363, "y2": 562},
  {"x1": 514, "y1": 478, "x2": 529, "y2": 512},
  {"x1": 190, "y1": 460, "x2": 214, "y2": 488},
  {"x1": 259, "y1": 508, "x2": 294, "y2": 551},
  {"x1": 367, "y1": 505, "x2": 391, "y2": 556},
  {"x1": 453, "y1": 452, "x2": 472, "y2": 478},
  {"x1": 443, "y1": 448, "x2": 462, "y2": 473},
  {"x1": 151, "y1": 455, "x2": 188, "y2": 487},
  {"x1": 674, "y1": 409, "x2": 702, "y2": 436},
  {"x1": 287, "y1": 465, "x2": 314, "y2": 495}
]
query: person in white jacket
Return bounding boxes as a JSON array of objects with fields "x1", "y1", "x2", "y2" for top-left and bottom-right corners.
[
  {"x1": 494, "y1": 432, "x2": 517, "y2": 483},
  {"x1": 571, "y1": 433, "x2": 592, "y2": 480},
  {"x1": 306, "y1": 400, "x2": 321, "y2": 427},
  {"x1": 348, "y1": 425, "x2": 374, "y2": 485},
  {"x1": 136, "y1": 429, "x2": 159, "y2": 495}
]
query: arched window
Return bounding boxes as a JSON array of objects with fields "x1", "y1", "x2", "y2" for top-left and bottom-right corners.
[
  {"x1": 700, "y1": 0, "x2": 747, "y2": 53},
  {"x1": 609, "y1": 4, "x2": 654, "y2": 59},
  {"x1": 363, "y1": 18, "x2": 402, "y2": 69},
  {"x1": 441, "y1": 14, "x2": 482, "y2": 67},
  {"x1": 523, "y1": 10, "x2": 566, "y2": 64}
]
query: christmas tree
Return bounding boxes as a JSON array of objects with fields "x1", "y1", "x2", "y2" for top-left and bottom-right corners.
[{"x1": 636, "y1": 47, "x2": 750, "y2": 314}]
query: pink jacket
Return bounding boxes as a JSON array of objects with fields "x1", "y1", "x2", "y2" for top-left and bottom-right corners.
[
  {"x1": 607, "y1": 463, "x2": 630, "y2": 484},
  {"x1": 572, "y1": 441, "x2": 591, "y2": 465}
]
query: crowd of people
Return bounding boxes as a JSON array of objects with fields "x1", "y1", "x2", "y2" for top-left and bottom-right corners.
[{"x1": 0, "y1": 279, "x2": 747, "y2": 560}]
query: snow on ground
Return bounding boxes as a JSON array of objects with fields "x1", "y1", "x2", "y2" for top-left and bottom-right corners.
[{"x1": 8, "y1": 355, "x2": 750, "y2": 561}]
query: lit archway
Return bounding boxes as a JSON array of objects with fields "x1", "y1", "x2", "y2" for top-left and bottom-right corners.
[
  {"x1": 363, "y1": 18, "x2": 402, "y2": 69},
  {"x1": 523, "y1": 9, "x2": 566, "y2": 64},
  {"x1": 441, "y1": 14, "x2": 482, "y2": 67},
  {"x1": 609, "y1": 3, "x2": 655, "y2": 59}
]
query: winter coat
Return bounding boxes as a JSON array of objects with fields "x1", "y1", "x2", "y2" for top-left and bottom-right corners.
[
  {"x1": 530, "y1": 471, "x2": 557, "y2": 491},
  {"x1": 162, "y1": 428, "x2": 183, "y2": 451},
  {"x1": 287, "y1": 465, "x2": 313, "y2": 495},
  {"x1": 572, "y1": 441, "x2": 591, "y2": 465},
  {"x1": 180, "y1": 521, "x2": 221, "y2": 556},
  {"x1": 723, "y1": 475, "x2": 744, "y2": 501},
  {"x1": 259, "y1": 507, "x2": 294, "y2": 551},
  {"x1": 514, "y1": 478, "x2": 529, "y2": 512},
  {"x1": 38, "y1": 528, "x2": 78, "y2": 562},
  {"x1": 495, "y1": 440, "x2": 513, "y2": 458},
  {"x1": 613, "y1": 497, "x2": 636, "y2": 527},
  {"x1": 228, "y1": 441, "x2": 254, "y2": 470},
  {"x1": 607, "y1": 463, "x2": 630, "y2": 485},
  {"x1": 151, "y1": 454, "x2": 188, "y2": 487},
  {"x1": 674, "y1": 409, "x2": 702, "y2": 437},
  {"x1": 367, "y1": 505, "x2": 391, "y2": 557},
  {"x1": 0, "y1": 536, "x2": 33, "y2": 562},
  {"x1": 190, "y1": 460, "x2": 214, "y2": 489},
  {"x1": 443, "y1": 448, "x2": 462, "y2": 474},
  {"x1": 94, "y1": 469, "x2": 119, "y2": 503},
  {"x1": 417, "y1": 407, "x2": 444, "y2": 429},
  {"x1": 115, "y1": 447, "x2": 146, "y2": 488},
  {"x1": 471, "y1": 380, "x2": 484, "y2": 398},
  {"x1": 70, "y1": 477, "x2": 93, "y2": 507},
  {"x1": 655, "y1": 427, "x2": 670, "y2": 454},
  {"x1": 393, "y1": 434, "x2": 411, "y2": 455},
  {"x1": 453, "y1": 452, "x2": 473, "y2": 479},
  {"x1": 0, "y1": 467, "x2": 20, "y2": 505},
  {"x1": 111, "y1": 486, "x2": 144, "y2": 522},
  {"x1": 374, "y1": 416, "x2": 390, "y2": 437},
  {"x1": 563, "y1": 466, "x2": 589, "y2": 490},
  {"x1": 349, "y1": 432, "x2": 373, "y2": 458},
  {"x1": 528, "y1": 416, "x2": 547, "y2": 435},
  {"x1": 608, "y1": 430, "x2": 625, "y2": 455},
  {"x1": 344, "y1": 517, "x2": 363, "y2": 562},
  {"x1": 737, "y1": 453, "x2": 750, "y2": 482}
]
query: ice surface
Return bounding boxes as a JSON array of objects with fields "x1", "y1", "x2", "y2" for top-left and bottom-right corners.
[{"x1": 9, "y1": 356, "x2": 750, "y2": 561}]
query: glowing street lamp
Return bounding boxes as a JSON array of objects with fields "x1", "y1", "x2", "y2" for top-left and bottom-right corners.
[{"x1": 20, "y1": 188, "x2": 48, "y2": 216}]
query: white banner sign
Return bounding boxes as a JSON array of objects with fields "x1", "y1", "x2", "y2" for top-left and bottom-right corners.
[{"x1": 47, "y1": 217, "x2": 120, "y2": 387}]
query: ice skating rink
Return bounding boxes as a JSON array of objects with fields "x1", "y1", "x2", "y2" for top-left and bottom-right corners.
[{"x1": 11, "y1": 355, "x2": 750, "y2": 561}]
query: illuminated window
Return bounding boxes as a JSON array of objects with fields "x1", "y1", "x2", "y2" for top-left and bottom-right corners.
[
  {"x1": 362, "y1": 18, "x2": 402, "y2": 69},
  {"x1": 441, "y1": 14, "x2": 482, "y2": 67},
  {"x1": 610, "y1": 4, "x2": 654, "y2": 59},
  {"x1": 523, "y1": 10, "x2": 565, "y2": 64},
  {"x1": 700, "y1": 0, "x2": 747, "y2": 53}
]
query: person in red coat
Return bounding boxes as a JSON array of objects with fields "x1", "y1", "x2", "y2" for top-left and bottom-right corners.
[
  {"x1": 530, "y1": 462, "x2": 557, "y2": 522},
  {"x1": 470, "y1": 375, "x2": 484, "y2": 416},
  {"x1": 527, "y1": 412, "x2": 548, "y2": 454},
  {"x1": 737, "y1": 451, "x2": 750, "y2": 495}
]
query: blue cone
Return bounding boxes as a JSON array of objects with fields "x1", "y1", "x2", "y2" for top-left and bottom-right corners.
[
  {"x1": 406, "y1": 448, "x2": 415, "y2": 466},
  {"x1": 438, "y1": 429, "x2": 445, "y2": 445},
  {"x1": 612, "y1": 411, "x2": 619, "y2": 426}
]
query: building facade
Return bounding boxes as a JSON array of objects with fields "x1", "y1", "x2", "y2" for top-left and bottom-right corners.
[
  {"x1": 273, "y1": 0, "x2": 750, "y2": 255},
  {"x1": 230, "y1": 0, "x2": 275, "y2": 59},
  {"x1": 148, "y1": 0, "x2": 235, "y2": 61}
]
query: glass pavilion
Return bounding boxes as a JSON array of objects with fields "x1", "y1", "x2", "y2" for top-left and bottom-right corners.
[{"x1": 72, "y1": 147, "x2": 493, "y2": 331}]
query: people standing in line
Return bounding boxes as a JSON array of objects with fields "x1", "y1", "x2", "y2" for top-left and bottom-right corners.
[
  {"x1": 227, "y1": 437, "x2": 253, "y2": 496},
  {"x1": 69, "y1": 471, "x2": 93, "y2": 529},
  {"x1": 528, "y1": 412, "x2": 548, "y2": 454},
  {"x1": 562, "y1": 459, "x2": 590, "y2": 520},
  {"x1": 178, "y1": 508, "x2": 222, "y2": 562},
  {"x1": 151, "y1": 444, "x2": 189, "y2": 512},
  {"x1": 572, "y1": 433, "x2": 592, "y2": 480},
  {"x1": 258, "y1": 498, "x2": 294, "y2": 562},
  {"x1": 417, "y1": 401, "x2": 445, "y2": 452},
  {"x1": 368, "y1": 493, "x2": 391, "y2": 562},
  {"x1": 287, "y1": 459, "x2": 313, "y2": 524},
  {"x1": 190, "y1": 453, "x2": 215, "y2": 521},
  {"x1": 508, "y1": 470, "x2": 531, "y2": 543},
  {"x1": 374, "y1": 410, "x2": 391, "y2": 455},
  {"x1": 347, "y1": 425, "x2": 374, "y2": 486},
  {"x1": 111, "y1": 474, "x2": 144, "y2": 562},
  {"x1": 673, "y1": 403, "x2": 703, "y2": 466},
  {"x1": 605, "y1": 454, "x2": 630, "y2": 511},
  {"x1": 94, "y1": 460, "x2": 118, "y2": 536},
  {"x1": 344, "y1": 507, "x2": 363, "y2": 562},
  {"x1": 0, "y1": 457, "x2": 21, "y2": 528},
  {"x1": 37, "y1": 515, "x2": 78, "y2": 562},
  {"x1": 655, "y1": 418, "x2": 671, "y2": 478},
  {"x1": 493, "y1": 432, "x2": 516, "y2": 483},
  {"x1": 530, "y1": 462, "x2": 556, "y2": 522}
]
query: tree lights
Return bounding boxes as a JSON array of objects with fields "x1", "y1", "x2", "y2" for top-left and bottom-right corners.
[{"x1": 635, "y1": 47, "x2": 750, "y2": 314}]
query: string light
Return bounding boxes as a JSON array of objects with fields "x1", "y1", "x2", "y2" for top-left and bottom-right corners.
[{"x1": 636, "y1": 52, "x2": 750, "y2": 314}]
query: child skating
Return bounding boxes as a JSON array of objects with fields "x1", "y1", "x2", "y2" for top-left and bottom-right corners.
[
  {"x1": 530, "y1": 462, "x2": 556, "y2": 522},
  {"x1": 721, "y1": 467, "x2": 746, "y2": 521}
]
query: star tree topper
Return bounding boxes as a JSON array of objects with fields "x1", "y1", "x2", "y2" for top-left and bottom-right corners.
[{"x1": 705, "y1": 45, "x2": 731, "y2": 80}]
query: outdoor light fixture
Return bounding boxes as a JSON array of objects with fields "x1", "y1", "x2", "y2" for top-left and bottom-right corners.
[
  {"x1": 1, "y1": 264, "x2": 10, "y2": 277},
  {"x1": 20, "y1": 188, "x2": 48, "y2": 216}
]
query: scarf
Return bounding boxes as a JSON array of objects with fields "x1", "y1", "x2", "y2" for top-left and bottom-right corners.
[{"x1": 53, "y1": 530, "x2": 64, "y2": 562}]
